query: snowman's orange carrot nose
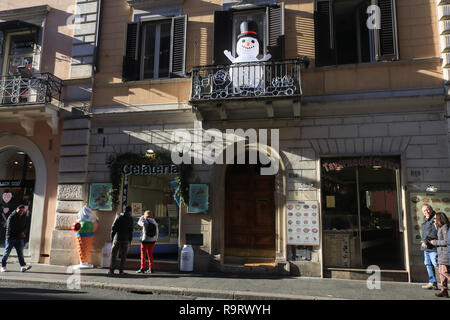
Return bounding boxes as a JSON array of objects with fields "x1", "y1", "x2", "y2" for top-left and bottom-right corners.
[{"x1": 246, "y1": 42, "x2": 250, "y2": 46}]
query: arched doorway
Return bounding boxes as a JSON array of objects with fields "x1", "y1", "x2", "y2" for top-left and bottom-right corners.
[
  {"x1": 0, "y1": 135, "x2": 47, "y2": 262},
  {"x1": 225, "y1": 161, "x2": 276, "y2": 263},
  {"x1": 0, "y1": 148, "x2": 35, "y2": 249}
]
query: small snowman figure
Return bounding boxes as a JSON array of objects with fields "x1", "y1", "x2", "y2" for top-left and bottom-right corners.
[{"x1": 224, "y1": 20, "x2": 271, "y2": 93}]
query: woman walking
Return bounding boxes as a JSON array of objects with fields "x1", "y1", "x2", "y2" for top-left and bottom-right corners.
[{"x1": 428, "y1": 212, "x2": 450, "y2": 298}]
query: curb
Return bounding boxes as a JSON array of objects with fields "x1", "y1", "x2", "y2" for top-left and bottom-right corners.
[{"x1": 0, "y1": 276, "x2": 347, "y2": 300}]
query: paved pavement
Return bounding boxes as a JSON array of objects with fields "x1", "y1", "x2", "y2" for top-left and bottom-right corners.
[{"x1": 0, "y1": 263, "x2": 445, "y2": 300}]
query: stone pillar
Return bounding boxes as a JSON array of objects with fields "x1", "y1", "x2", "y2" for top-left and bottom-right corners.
[
  {"x1": 49, "y1": 117, "x2": 91, "y2": 266},
  {"x1": 436, "y1": 0, "x2": 450, "y2": 163}
]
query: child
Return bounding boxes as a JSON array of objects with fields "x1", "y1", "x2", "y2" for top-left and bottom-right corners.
[
  {"x1": 429, "y1": 212, "x2": 450, "y2": 298},
  {"x1": 136, "y1": 210, "x2": 158, "y2": 274}
]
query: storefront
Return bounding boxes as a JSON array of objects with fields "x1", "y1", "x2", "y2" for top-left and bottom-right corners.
[
  {"x1": 120, "y1": 163, "x2": 181, "y2": 262},
  {"x1": 320, "y1": 156, "x2": 406, "y2": 271},
  {"x1": 0, "y1": 149, "x2": 35, "y2": 249}
]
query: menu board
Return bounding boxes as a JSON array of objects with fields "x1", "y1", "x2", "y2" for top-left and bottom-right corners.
[
  {"x1": 286, "y1": 201, "x2": 320, "y2": 245},
  {"x1": 410, "y1": 192, "x2": 450, "y2": 244}
]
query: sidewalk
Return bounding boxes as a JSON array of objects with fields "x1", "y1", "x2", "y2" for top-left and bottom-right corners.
[{"x1": 0, "y1": 263, "x2": 442, "y2": 300}]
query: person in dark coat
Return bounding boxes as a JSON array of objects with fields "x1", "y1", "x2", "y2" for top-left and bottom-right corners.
[
  {"x1": 1, "y1": 205, "x2": 31, "y2": 272},
  {"x1": 429, "y1": 212, "x2": 450, "y2": 298},
  {"x1": 108, "y1": 205, "x2": 134, "y2": 275},
  {"x1": 420, "y1": 204, "x2": 439, "y2": 290}
]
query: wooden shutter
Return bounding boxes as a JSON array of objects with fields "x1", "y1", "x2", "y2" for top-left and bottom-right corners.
[
  {"x1": 170, "y1": 15, "x2": 187, "y2": 77},
  {"x1": 213, "y1": 10, "x2": 233, "y2": 65},
  {"x1": 266, "y1": 2, "x2": 285, "y2": 60},
  {"x1": 122, "y1": 22, "x2": 140, "y2": 82},
  {"x1": 314, "y1": 0, "x2": 336, "y2": 67},
  {"x1": 374, "y1": 0, "x2": 399, "y2": 61}
]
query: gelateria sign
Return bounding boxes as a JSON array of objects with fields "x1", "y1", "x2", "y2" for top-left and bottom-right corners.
[
  {"x1": 122, "y1": 164, "x2": 179, "y2": 176},
  {"x1": 322, "y1": 157, "x2": 400, "y2": 172}
]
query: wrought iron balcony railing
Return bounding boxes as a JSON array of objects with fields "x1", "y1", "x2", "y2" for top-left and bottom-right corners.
[
  {"x1": 190, "y1": 59, "x2": 302, "y2": 102},
  {"x1": 0, "y1": 73, "x2": 63, "y2": 107}
]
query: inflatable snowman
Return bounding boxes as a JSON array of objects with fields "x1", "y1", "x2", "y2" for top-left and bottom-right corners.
[{"x1": 224, "y1": 20, "x2": 271, "y2": 93}]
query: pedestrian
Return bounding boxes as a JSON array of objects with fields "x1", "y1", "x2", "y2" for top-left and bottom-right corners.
[
  {"x1": 420, "y1": 204, "x2": 439, "y2": 290},
  {"x1": 1, "y1": 205, "x2": 32, "y2": 272},
  {"x1": 136, "y1": 210, "x2": 158, "y2": 274},
  {"x1": 428, "y1": 212, "x2": 450, "y2": 298},
  {"x1": 108, "y1": 205, "x2": 134, "y2": 276}
]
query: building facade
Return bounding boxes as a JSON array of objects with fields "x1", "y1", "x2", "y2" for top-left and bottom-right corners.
[{"x1": 4, "y1": 0, "x2": 449, "y2": 283}]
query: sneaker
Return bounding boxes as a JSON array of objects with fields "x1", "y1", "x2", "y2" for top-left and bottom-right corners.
[
  {"x1": 119, "y1": 270, "x2": 126, "y2": 275},
  {"x1": 20, "y1": 265, "x2": 31, "y2": 272},
  {"x1": 1, "y1": 267, "x2": 6, "y2": 272},
  {"x1": 146, "y1": 268, "x2": 152, "y2": 274},
  {"x1": 422, "y1": 283, "x2": 438, "y2": 290},
  {"x1": 136, "y1": 269, "x2": 146, "y2": 274}
]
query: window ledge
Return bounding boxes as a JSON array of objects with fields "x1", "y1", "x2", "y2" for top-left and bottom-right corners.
[
  {"x1": 97, "y1": 77, "x2": 190, "y2": 88},
  {"x1": 307, "y1": 57, "x2": 441, "y2": 72},
  {"x1": 127, "y1": 0, "x2": 184, "y2": 10}
]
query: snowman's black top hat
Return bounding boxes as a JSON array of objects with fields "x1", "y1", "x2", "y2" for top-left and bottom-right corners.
[{"x1": 238, "y1": 20, "x2": 258, "y2": 40}]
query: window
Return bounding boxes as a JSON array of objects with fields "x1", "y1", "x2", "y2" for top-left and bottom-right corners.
[
  {"x1": 213, "y1": 3, "x2": 284, "y2": 65},
  {"x1": 314, "y1": 0, "x2": 398, "y2": 67},
  {"x1": 122, "y1": 15, "x2": 187, "y2": 82},
  {"x1": 232, "y1": 10, "x2": 267, "y2": 58}
]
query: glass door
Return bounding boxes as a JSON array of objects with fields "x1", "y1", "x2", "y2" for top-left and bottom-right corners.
[{"x1": 321, "y1": 156, "x2": 405, "y2": 270}]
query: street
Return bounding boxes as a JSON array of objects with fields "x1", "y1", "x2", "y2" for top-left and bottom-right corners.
[{"x1": 0, "y1": 280, "x2": 200, "y2": 300}]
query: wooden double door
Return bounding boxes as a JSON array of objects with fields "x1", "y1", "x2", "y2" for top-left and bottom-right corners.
[{"x1": 225, "y1": 164, "x2": 276, "y2": 259}]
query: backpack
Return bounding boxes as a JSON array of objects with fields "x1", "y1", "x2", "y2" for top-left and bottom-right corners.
[{"x1": 145, "y1": 219, "x2": 156, "y2": 238}]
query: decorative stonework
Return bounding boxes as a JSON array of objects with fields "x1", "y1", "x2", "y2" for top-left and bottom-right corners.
[
  {"x1": 55, "y1": 212, "x2": 78, "y2": 230},
  {"x1": 57, "y1": 184, "x2": 86, "y2": 201}
]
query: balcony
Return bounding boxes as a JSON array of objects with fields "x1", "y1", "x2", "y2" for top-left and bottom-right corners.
[
  {"x1": 190, "y1": 59, "x2": 302, "y2": 121},
  {"x1": 0, "y1": 72, "x2": 63, "y2": 136}
]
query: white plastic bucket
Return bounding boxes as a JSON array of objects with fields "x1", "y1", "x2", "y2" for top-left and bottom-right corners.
[
  {"x1": 101, "y1": 242, "x2": 112, "y2": 268},
  {"x1": 180, "y1": 244, "x2": 194, "y2": 272}
]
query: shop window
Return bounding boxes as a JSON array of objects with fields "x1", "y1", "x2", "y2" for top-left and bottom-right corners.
[
  {"x1": 321, "y1": 156, "x2": 405, "y2": 270},
  {"x1": 314, "y1": 0, "x2": 398, "y2": 67},
  {"x1": 124, "y1": 174, "x2": 180, "y2": 261},
  {"x1": 122, "y1": 15, "x2": 187, "y2": 81},
  {"x1": 213, "y1": 3, "x2": 284, "y2": 65}
]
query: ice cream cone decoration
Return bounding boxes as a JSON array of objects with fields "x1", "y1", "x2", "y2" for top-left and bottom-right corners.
[
  {"x1": 72, "y1": 206, "x2": 98, "y2": 268},
  {"x1": 76, "y1": 235, "x2": 94, "y2": 264}
]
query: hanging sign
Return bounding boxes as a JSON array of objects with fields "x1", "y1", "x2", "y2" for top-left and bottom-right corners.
[{"x1": 2, "y1": 192, "x2": 12, "y2": 204}]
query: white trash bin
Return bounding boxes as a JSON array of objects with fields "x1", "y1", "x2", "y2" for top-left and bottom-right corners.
[
  {"x1": 101, "y1": 242, "x2": 112, "y2": 268},
  {"x1": 180, "y1": 244, "x2": 194, "y2": 272}
]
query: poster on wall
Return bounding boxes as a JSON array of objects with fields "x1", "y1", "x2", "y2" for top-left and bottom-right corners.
[
  {"x1": 286, "y1": 201, "x2": 320, "y2": 246},
  {"x1": 89, "y1": 183, "x2": 112, "y2": 211},
  {"x1": 409, "y1": 192, "x2": 450, "y2": 244},
  {"x1": 188, "y1": 184, "x2": 209, "y2": 213},
  {"x1": 132, "y1": 202, "x2": 142, "y2": 216}
]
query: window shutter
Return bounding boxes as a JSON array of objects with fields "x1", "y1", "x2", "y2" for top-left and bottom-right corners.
[
  {"x1": 122, "y1": 22, "x2": 140, "y2": 82},
  {"x1": 170, "y1": 15, "x2": 187, "y2": 77},
  {"x1": 374, "y1": 0, "x2": 399, "y2": 61},
  {"x1": 213, "y1": 10, "x2": 233, "y2": 65},
  {"x1": 266, "y1": 2, "x2": 285, "y2": 60},
  {"x1": 314, "y1": 0, "x2": 336, "y2": 67}
]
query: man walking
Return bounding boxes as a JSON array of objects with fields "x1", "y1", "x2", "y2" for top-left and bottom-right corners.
[
  {"x1": 108, "y1": 205, "x2": 134, "y2": 275},
  {"x1": 1, "y1": 205, "x2": 32, "y2": 272},
  {"x1": 420, "y1": 204, "x2": 439, "y2": 290}
]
